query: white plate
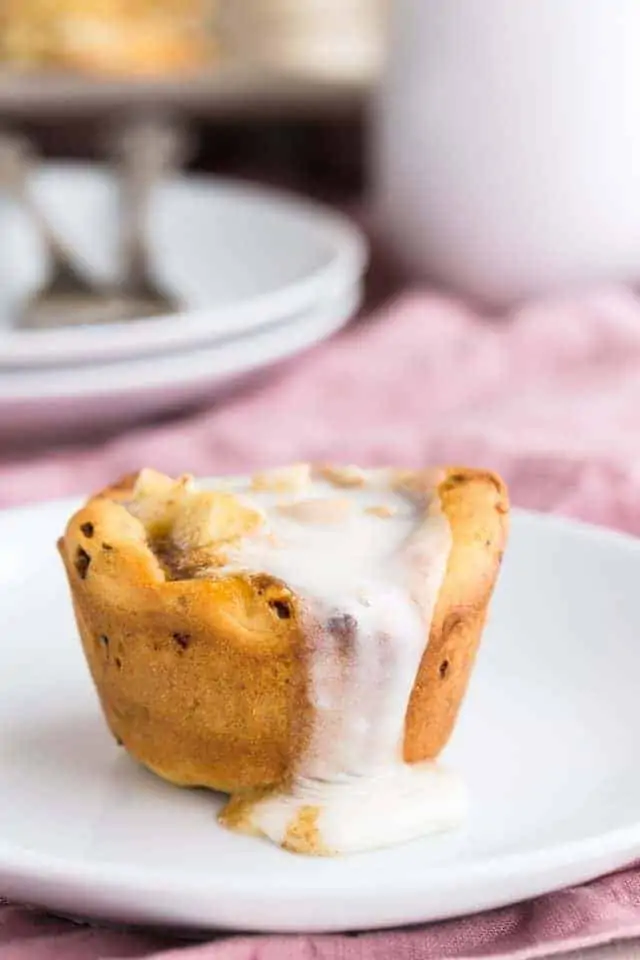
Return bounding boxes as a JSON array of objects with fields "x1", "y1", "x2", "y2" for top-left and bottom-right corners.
[
  {"x1": 0, "y1": 164, "x2": 367, "y2": 368},
  {"x1": 0, "y1": 504, "x2": 639, "y2": 933},
  {"x1": 0, "y1": 282, "x2": 360, "y2": 442}
]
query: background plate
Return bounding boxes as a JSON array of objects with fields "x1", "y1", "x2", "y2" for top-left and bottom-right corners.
[
  {"x1": 0, "y1": 166, "x2": 366, "y2": 367},
  {"x1": 0, "y1": 283, "x2": 360, "y2": 442}
]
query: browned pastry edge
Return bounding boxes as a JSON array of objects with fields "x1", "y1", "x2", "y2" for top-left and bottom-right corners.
[
  {"x1": 58, "y1": 466, "x2": 509, "y2": 795},
  {"x1": 404, "y1": 467, "x2": 509, "y2": 760}
]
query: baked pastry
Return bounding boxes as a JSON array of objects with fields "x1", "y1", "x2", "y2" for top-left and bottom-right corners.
[
  {"x1": 58, "y1": 464, "x2": 509, "y2": 855},
  {"x1": 0, "y1": 0, "x2": 212, "y2": 75}
]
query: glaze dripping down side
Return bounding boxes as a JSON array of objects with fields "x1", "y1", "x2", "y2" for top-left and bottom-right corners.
[{"x1": 215, "y1": 469, "x2": 466, "y2": 854}]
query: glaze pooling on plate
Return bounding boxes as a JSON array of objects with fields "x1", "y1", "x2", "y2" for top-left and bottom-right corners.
[{"x1": 213, "y1": 467, "x2": 465, "y2": 854}]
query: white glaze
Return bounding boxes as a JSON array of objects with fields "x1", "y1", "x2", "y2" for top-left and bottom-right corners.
[{"x1": 213, "y1": 470, "x2": 464, "y2": 853}]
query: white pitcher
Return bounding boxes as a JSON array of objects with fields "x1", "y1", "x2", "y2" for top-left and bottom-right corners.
[{"x1": 373, "y1": 0, "x2": 640, "y2": 305}]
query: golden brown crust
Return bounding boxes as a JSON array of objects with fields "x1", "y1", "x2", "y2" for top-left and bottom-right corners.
[
  {"x1": 59, "y1": 488, "x2": 309, "y2": 794},
  {"x1": 58, "y1": 465, "x2": 508, "y2": 797},
  {"x1": 404, "y1": 468, "x2": 509, "y2": 760}
]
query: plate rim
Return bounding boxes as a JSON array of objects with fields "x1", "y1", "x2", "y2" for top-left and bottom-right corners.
[{"x1": 0, "y1": 283, "x2": 361, "y2": 402}]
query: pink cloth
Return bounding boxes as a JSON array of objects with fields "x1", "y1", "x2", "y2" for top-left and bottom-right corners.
[{"x1": 3, "y1": 286, "x2": 640, "y2": 958}]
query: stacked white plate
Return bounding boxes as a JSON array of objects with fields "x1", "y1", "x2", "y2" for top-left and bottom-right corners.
[{"x1": 0, "y1": 164, "x2": 367, "y2": 442}]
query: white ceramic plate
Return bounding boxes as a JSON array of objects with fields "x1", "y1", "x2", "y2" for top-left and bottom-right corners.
[
  {"x1": 0, "y1": 282, "x2": 361, "y2": 443},
  {"x1": 0, "y1": 164, "x2": 367, "y2": 368},
  {"x1": 0, "y1": 503, "x2": 639, "y2": 933}
]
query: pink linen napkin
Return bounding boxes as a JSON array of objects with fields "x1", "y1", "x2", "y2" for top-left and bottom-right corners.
[{"x1": 3, "y1": 285, "x2": 640, "y2": 958}]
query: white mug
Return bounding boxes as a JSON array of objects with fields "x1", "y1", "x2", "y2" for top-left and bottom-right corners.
[{"x1": 373, "y1": 0, "x2": 640, "y2": 305}]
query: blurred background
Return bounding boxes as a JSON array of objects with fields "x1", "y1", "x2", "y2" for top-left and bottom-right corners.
[
  {"x1": 4, "y1": 0, "x2": 640, "y2": 528},
  {"x1": 0, "y1": 0, "x2": 384, "y2": 205},
  {"x1": 0, "y1": 0, "x2": 393, "y2": 449}
]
